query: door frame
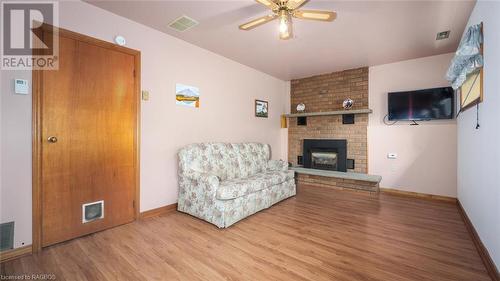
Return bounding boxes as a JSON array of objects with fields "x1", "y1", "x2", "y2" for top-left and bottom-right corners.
[{"x1": 32, "y1": 24, "x2": 141, "y2": 253}]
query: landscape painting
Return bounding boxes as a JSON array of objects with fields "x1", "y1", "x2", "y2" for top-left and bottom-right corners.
[{"x1": 176, "y1": 84, "x2": 200, "y2": 108}]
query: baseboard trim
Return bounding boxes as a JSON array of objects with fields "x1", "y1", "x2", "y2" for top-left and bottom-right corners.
[
  {"x1": 139, "y1": 203, "x2": 178, "y2": 220},
  {"x1": 0, "y1": 245, "x2": 32, "y2": 263},
  {"x1": 380, "y1": 188, "x2": 456, "y2": 203},
  {"x1": 457, "y1": 200, "x2": 500, "y2": 281}
]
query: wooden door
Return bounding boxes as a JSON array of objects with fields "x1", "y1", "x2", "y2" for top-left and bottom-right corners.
[{"x1": 37, "y1": 28, "x2": 139, "y2": 247}]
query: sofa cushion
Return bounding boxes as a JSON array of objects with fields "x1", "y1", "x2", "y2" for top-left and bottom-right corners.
[
  {"x1": 216, "y1": 170, "x2": 294, "y2": 200},
  {"x1": 232, "y1": 143, "x2": 270, "y2": 178},
  {"x1": 178, "y1": 143, "x2": 241, "y2": 181}
]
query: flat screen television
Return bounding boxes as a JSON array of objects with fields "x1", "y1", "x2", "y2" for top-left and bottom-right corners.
[{"x1": 388, "y1": 87, "x2": 454, "y2": 121}]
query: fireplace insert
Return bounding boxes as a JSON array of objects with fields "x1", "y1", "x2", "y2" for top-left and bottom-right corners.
[
  {"x1": 311, "y1": 150, "x2": 338, "y2": 170},
  {"x1": 303, "y1": 139, "x2": 347, "y2": 172}
]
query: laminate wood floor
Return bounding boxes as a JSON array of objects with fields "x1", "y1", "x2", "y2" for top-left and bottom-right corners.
[{"x1": 1, "y1": 184, "x2": 491, "y2": 281}]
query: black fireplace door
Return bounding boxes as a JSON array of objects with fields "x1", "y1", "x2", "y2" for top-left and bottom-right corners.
[{"x1": 303, "y1": 139, "x2": 347, "y2": 172}]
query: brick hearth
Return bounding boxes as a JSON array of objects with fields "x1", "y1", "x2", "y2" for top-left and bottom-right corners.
[{"x1": 296, "y1": 174, "x2": 379, "y2": 192}]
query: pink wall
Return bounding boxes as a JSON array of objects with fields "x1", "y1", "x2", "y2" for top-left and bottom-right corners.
[
  {"x1": 0, "y1": 1, "x2": 288, "y2": 248},
  {"x1": 368, "y1": 53, "x2": 457, "y2": 197}
]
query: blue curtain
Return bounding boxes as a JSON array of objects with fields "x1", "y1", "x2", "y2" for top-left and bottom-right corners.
[{"x1": 446, "y1": 23, "x2": 483, "y2": 89}]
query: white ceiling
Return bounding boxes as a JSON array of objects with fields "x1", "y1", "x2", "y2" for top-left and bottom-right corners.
[{"x1": 87, "y1": 0, "x2": 475, "y2": 80}]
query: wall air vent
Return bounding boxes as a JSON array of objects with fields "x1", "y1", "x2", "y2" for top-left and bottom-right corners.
[
  {"x1": 168, "y1": 15, "x2": 199, "y2": 32},
  {"x1": 82, "y1": 200, "x2": 104, "y2": 223},
  {"x1": 0, "y1": 222, "x2": 14, "y2": 251},
  {"x1": 436, "y1": 30, "x2": 450, "y2": 40}
]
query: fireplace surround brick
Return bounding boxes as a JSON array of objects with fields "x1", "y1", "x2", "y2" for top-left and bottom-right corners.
[{"x1": 288, "y1": 67, "x2": 369, "y2": 174}]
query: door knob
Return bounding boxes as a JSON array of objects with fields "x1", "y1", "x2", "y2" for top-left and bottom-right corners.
[{"x1": 47, "y1": 136, "x2": 58, "y2": 143}]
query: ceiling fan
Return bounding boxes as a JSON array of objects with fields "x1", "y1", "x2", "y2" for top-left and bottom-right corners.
[{"x1": 239, "y1": 0, "x2": 336, "y2": 40}]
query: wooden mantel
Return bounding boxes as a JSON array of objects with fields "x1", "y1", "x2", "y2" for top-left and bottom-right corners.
[{"x1": 284, "y1": 109, "x2": 373, "y2": 118}]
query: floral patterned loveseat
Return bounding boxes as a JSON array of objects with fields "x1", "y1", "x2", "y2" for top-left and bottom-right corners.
[{"x1": 177, "y1": 143, "x2": 296, "y2": 228}]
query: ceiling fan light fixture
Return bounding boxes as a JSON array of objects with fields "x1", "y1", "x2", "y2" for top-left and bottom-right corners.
[
  {"x1": 279, "y1": 15, "x2": 288, "y2": 33},
  {"x1": 239, "y1": 0, "x2": 336, "y2": 39},
  {"x1": 279, "y1": 11, "x2": 292, "y2": 40}
]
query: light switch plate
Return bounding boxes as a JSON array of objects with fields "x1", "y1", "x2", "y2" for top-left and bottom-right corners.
[
  {"x1": 142, "y1": 90, "x2": 150, "y2": 101},
  {"x1": 14, "y1": 79, "x2": 29, "y2": 95}
]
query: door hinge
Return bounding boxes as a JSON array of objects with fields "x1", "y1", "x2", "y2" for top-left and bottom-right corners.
[
  {"x1": 132, "y1": 200, "x2": 135, "y2": 208},
  {"x1": 133, "y1": 69, "x2": 136, "y2": 77}
]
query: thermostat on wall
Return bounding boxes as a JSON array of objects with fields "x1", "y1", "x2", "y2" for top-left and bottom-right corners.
[{"x1": 14, "y1": 79, "x2": 29, "y2": 95}]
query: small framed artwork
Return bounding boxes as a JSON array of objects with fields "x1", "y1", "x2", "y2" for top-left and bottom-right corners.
[
  {"x1": 176, "y1": 83, "x2": 200, "y2": 108},
  {"x1": 255, "y1": 99, "x2": 268, "y2": 118}
]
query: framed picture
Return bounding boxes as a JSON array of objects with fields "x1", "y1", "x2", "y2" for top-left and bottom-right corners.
[
  {"x1": 176, "y1": 83, "x2": 200, "y2": 108},
  {"x1": 255, "y1": 100, "x2": 268, "y2": 118}
]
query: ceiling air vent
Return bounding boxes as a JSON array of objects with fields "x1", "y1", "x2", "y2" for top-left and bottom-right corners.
[
  {"x1": 436, "y1": 30, "x2": 450, "y2": 40},
  {"x1": 168, "y1": 15, "x2": 199, "y2": 32}
]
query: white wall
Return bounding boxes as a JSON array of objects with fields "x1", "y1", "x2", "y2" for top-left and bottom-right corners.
[
  {"x1": 368, "y1": 53, "x2": 457, "y2": 197},
  {"x1": 457, "y1": 0, "x2": 500, "y2": 270},
  {"x1": 0, "y1": 70, "x2": 32, "y2": 249},
  {"x1": 0, "y1": 1, "x2": 288, "y2": 249}
]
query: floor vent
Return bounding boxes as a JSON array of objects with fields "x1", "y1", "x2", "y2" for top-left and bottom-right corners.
[
  {"x1": 82, "y1": 200, "x2": 104, "y2": 223},
  {"x1": 0, "y1": 221, "x2": 14, "y2": 251},
  {"x1": 168, "y1": 15, "x2": 199, "y2": 32}
]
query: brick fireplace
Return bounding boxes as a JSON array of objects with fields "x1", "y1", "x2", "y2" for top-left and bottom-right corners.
[
  {"x1": 288, "y1": 67, "x2": 369, "y2": 173},
  {"x1": 288, "y1": 67, "x2": 381, "y2": 192}
]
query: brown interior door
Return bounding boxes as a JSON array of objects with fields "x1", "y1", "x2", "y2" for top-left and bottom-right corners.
[{"x1": 40, "y1": 31, "x2": 138, "y2": 247}]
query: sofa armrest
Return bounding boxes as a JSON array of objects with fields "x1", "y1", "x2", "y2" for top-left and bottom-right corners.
[
  {"x1": 182, "y1": 170, "x2": 220, "y2": 188},
  {"x1": 267, "y1": 160, "x2": 289, "y2": 172},
  {"x1": 177, "y1": 170, "x2": 223, "y2": 227}
]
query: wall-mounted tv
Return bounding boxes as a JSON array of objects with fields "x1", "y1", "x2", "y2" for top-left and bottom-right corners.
[{"x1": 388, "y1": 87, "x2": 454, "y2": 121}]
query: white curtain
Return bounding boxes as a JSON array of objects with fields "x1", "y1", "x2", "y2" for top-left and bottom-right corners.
[{"x1": 446, "y1": 23, "x2": 483, "y2": 89}]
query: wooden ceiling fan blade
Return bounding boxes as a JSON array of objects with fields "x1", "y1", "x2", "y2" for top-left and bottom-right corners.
[
  {"x1": 239, "y1": 14, "x2": 278, "y2": 30},
  {"x1": 255, "y1": 0, "x2": 278, "y2": 10},
  {"x1": 293, "y1": 10, "x2": 337, "y2": 22},
  {"x1": 286, "y1": 0, "x2": 309, "y2": 10}
]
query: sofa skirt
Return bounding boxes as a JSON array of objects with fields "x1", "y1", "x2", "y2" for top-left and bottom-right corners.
[{"x1": 178, "y1": 179, "x2": 296, "y2": 228}]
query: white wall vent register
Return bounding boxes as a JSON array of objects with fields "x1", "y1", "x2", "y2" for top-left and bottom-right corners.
[{"x1": 168, "y1": 15, "x2": 199, "y2": 32}]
